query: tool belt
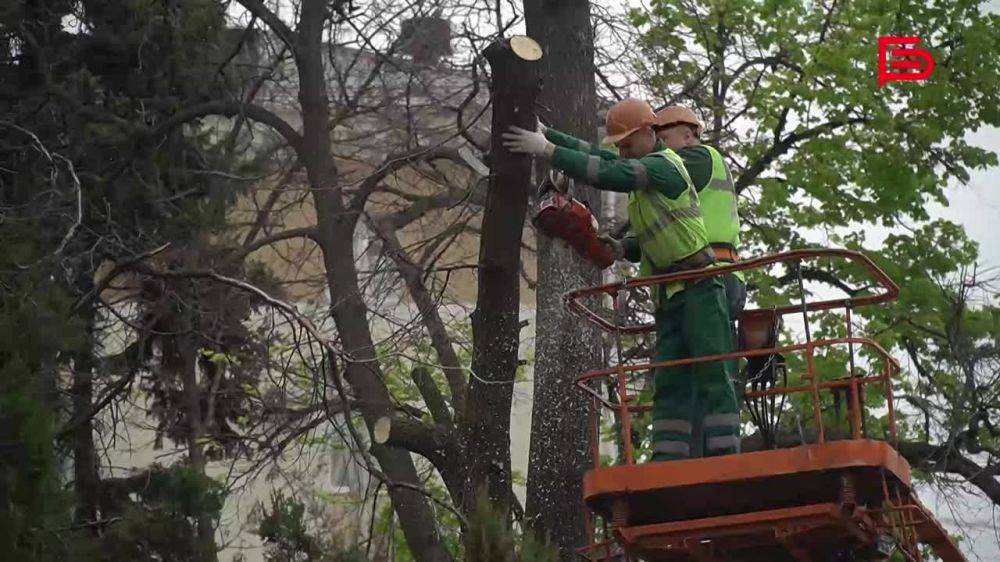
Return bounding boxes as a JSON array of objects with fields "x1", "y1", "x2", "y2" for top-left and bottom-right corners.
[
  {"x1": 657, "y1": 246, "x2": 715, "y2": 274},
  {"x1": 650, "y1": 247, "x2": 716, "y2": 304},
  {"x1": 655, "y1": 246, "x2": 716, "y2": 276},
  {"x1": 710, "y1": 242, "x2": 740, "y2": 263}
]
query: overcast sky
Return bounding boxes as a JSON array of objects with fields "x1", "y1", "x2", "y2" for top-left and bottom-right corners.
[
  {"x1": 934, "y1": 125, "x2": 1000, "y2": 270},
  {"x1": 925, "y1": 125, "x2": 999, "y2": 559}
]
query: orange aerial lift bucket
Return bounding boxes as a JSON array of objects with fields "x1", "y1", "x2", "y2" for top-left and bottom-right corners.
[{"x1": 564, "y1": 249, "x2": 965, "y2": 562}]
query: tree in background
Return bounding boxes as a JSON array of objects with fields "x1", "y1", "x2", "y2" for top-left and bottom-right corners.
[
  {"x1": 2, "y1": 0, "x2": 269, "y2": 559},
  {"x1": 3, "y1": 0, "x2": 524, "y2": 559},
  {"x1": 0, "y1": 217, "x2": 86, "y2": 559},
  {"x1": 255, "y1": 491, "x2": 366, "y2": 562}
]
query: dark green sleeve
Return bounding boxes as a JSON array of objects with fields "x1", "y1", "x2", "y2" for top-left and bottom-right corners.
[
  {"x1": 622, "y1": 236, "x2": 641, "y2": 263},
  {"x1": 550, "y1": 146, "x2": 688, "y2": 198},
  {"x1": 545, "y1": 128, "x2": 620, "y2": 161},
  {"x1": 677, "y1": 146, "x2": 713, "y2": 192}
]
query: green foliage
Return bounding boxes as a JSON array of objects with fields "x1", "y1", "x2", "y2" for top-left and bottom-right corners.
[
  {"x1": 373, "y1": 485, "x2": 557, "y2": 562},
  {"x1": 0, "y1": 250, "x2": 87, "y2": 558},
  {"x1": 256, "y1": 492, "x2": 365, "y2": 562},
  {"x1": 467, "y1": 495, "x2": 515, "y2": 562},
  {"x1": 258, "y1": 491, "x2": 325, "y2": 561},
  {"x1": 99, "y1": 464, "x2": 226, "y2": 561},
  {"x1": 135, "y1": 244, "x2": 280, "y2": 459},
  {"x1": 0, "y1": 389, "x2": 77, "y2": 559},
  {"x1": 2, "y1": 0, "x2": 271, "y2": 558},
  {"x1": 632, "y1": 0, "x2": 998, "y2": 266},
  {"x1": 377, "y1": 320, "x2": 474, "y2": 420}
]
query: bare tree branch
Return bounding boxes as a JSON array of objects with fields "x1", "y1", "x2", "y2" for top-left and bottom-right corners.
[
  {"x1": 149, "y1": 100, "x2": 303, "y2": 152},
  {"x1": 234, "y1": 0, "x2": 297, "y2": 53},
  {"x1": 234, "y1": 226, "x2": 319, "y2": 261},
  {"x1": 734, "y1": 117, "x2": 868, "y2": 194},
  {"x1": 898, "y1": 441, "x2": 1000, "y2": 506},
  {"x1": 373, "y1": 218, "x2": 468, "y2": 415}
]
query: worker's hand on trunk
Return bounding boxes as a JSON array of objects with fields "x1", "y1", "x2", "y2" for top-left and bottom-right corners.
[
  {"x1": 502, "y1": 126, "x2": 555, "y2": 158},
  {"x1": 598, "y1": 235, "x2": 624, "y2": 261},
  {"x1": 536, "y1": 118, "x2": 548, "y2": 135}
]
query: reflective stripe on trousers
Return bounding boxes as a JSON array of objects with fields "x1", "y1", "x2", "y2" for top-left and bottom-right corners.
[
  {"x1": 703, "y1": 413, "x2": 740, "y2": 455},
  {"x1": 652, "y1": 419, "x2": 692, "y2": 460},
  {"x1": 703, "y1": 413, "x2": 739, "y2": 428},
  {"x1": 706, "y1": 435, "x2": 740, "y2": 452},
  {"x1": 652, "y1": 440, "x2": 690, "y2": 457}
]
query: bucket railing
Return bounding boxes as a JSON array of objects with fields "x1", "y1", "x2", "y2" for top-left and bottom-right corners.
[{"x1": 563, "y1": 248, "x2": 901, "y2": 468}]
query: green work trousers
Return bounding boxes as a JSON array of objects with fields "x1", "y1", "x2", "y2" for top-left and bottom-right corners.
[{"x1": 650, "y1": 278, "x2": 740, "y2": 462}]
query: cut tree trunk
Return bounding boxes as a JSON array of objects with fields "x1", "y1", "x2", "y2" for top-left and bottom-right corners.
[
  {"x1": 462, "y1": 36, "x2": 541, "y2": 518},
  {"x1": 523, "y1": 1, "x2": 602, "y2": 558}
]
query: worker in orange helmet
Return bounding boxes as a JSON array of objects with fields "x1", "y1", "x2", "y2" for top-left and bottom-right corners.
[
  {"x1": 502, "y1": 98, "x2": 739, "y2": 461},
  {"x1": 651, "y1": 105, "x2": 745, "y2": 329}
]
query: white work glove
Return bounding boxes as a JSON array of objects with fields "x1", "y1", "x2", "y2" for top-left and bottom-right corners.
[
  {"x1": 597, "y1": 234, "x2": 625, "y2": 261},
  {"x1": 502, "y1": 126, "x2": 555, "y2": 158},
  {"x1": 536, "y1": 118, "x2": 548, "y2": 135}
]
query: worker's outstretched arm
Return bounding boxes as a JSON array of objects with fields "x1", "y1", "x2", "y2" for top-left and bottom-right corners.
[
  {"x1": 501, "y1": 126, "x2": 687, "y2": 196},
  {"x1": 544, "y1": 127, "x2": 620, "y2": 161},
  {"x1": 549, "y1": 147, "x2": 687, "y2": 196}
]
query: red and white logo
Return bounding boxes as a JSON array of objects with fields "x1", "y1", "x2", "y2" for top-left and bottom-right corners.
[{"x1": 878, "y1": 36, "x2": 935, "y2": 87}]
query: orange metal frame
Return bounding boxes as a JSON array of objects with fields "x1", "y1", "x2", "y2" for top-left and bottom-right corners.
[
  {"x1": 582, "y1": 440, "x2": 911, "y2": 500},
  {"x1": 566, "y1": 249, "x2": 965, "y2": 562},
  {"x1": 570, "y1": 249, "x2": 901, "y2": 465},
  {"x1": 565, "y1": 248, "x2": 898, "y2": 334},
  {"x1": 576, "y1": 335, "x2": 900, "y2": 460}
]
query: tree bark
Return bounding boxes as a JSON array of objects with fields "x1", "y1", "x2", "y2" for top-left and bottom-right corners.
[
  {"x1": 522, "y1": 2, "x2": 601, "y2": 557},
  {"x1": 462, "y1": 37, "x2": 540, "y2": 518},
  {"x1": 373, "y1": 414, "x2": 464, "y2": 505},
  {"x1": 897, "y1": 440, "x2": 1000, "y2": 507},
  {"x1": 291, "y1": 1, "x2": 452, "y2": 560},
  {"x1": 376, "y1": 222, "x2": 466, "y2": 418},
  {"x1": 177, "y1": 301, "x2": 218, "y2": 562},
  {"x1": 71, "y1": 283, "x2": 100, "y2": 525}
]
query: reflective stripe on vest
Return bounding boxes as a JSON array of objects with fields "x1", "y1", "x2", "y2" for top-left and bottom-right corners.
[
  {"x1": 627, "y1": 148, "x2": 709, "y2": 273},
  {"x1": 698, "y1": 146, "x2": 741, "y2": 249}
]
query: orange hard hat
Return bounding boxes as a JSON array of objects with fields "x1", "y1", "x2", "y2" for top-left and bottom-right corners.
[
  {"x1": 654, "y1": 105, "x2": 703, "y2": 137},
  {"x1": 603, "y1": 98, "x2": 657, "y2": 145}
]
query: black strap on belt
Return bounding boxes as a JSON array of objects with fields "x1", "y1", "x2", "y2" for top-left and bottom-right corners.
[
  {"x1": 654, "y1": 246, "x2": 716, "y2": 275},
  {"x1": 649, "y1": 247, "x2": 717, "y2": 305}
]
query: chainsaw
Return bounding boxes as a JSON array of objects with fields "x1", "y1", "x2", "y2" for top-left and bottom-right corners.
[{"x1": 531, "y1": 169, "x2": 616, "y2": 269}]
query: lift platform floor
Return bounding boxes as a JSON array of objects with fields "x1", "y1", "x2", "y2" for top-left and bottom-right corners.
[
  {"x1": 584, "y1": 440, "x2": 910, "y2": 526},
  {"x1": 581, "y1": 440, "x2": 964, "y2": 562}
]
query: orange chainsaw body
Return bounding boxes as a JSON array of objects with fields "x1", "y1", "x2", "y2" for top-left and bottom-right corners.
[{"x1": 534, "y1": 189, "x2": 615, "y2": 269}]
